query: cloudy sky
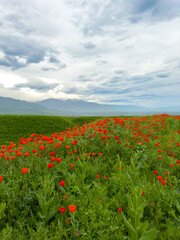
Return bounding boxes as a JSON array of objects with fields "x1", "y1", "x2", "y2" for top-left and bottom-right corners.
[{"x1": 0, "y1": 0, "x2": 180, "y2": 107}]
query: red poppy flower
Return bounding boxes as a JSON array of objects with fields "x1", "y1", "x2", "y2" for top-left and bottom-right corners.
[
  {"x1": 48, "y1": 163, "x2": 53, "y2": 168},
  {"x1": 59, "y1": 181, "x2": 65, "y2": 187},
  {"x1": 142, "y1": 191, "x2": 145, "y2": 195},
  {"x1": 0, "y1": 176, "x2": 3, "y2": 182},
  {"x1": 51, "y1": 157, "x2": 56, "y2": 162},
  {"x1": 161, "y1": 180, "x2": 166, "y2": 185},
  {"x1": 157, "y1": 176, "x2": 163, "y2": 180},
  {"x1": 59, "y1": 207, "x2": 66, "y2": 213},
  {"x1": 24, "y1": 152, "x2": 29, "y2": 157},
  {"x1": 69, "y1": 205, "x2": 76, "y2": 213},
  {"x1": 64, "y1": 195, "x2": 68, "y2": 200},
  {"x1": 96, "y1": 175, "x2": 100, "y2": 178},
  {"x1": 118, "y1": 208, "x2": 122, "y2": 213},
  {"x1": 21, "y1": 168, "x2": 29, "y2": 174},
  {"x1": 153, "y1": 170, "x2": 157, "y2": 175},
  {"x1": 57, "y1": 158, "x2": 62, "y2": 162},
  {"x1": 16, "y1": 152, "x2": 22, "y2": 156}
]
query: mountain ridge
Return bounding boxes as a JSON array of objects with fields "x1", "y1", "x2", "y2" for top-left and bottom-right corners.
[{"x1": 0, "y1": 96, "x2": 179, "y2": 116}]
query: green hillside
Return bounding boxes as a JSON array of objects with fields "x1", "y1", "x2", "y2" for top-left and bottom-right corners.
[
  {"x1": 69, "y1": 116, "x2": 134, "y2": 126},
  {"x1": 69, "y1": 116, "x2": 106, "y2": 126},
  {"x1": 0, "y1": 115, "x2": 76, "y2": 146},
  {"x1": 0, "y1": 115, "x2": 134, "y2": 146}
]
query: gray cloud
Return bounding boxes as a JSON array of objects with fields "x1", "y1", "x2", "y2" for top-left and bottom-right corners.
[
  {"x1": 0, "y1": 55, "x2": 26, "y2": 70},
  {"x1": 41, "y1": 67, "x2": 57, "y2": 71},
  {"x1": 114, "y1": 70, "x2": 126, "y2": 75},
  {"x1": 133, "y1": 0, "x2": 157, "y2": 14},
  {"x1": 72, "y1": 0, "x2": 180, "y2": 37},
  {"x1": 15, "y1": 79, "x2": 59, "y2": 92},
  {"x1": 83, "y1": 42, "x2": 96, "y2": 49},
  {"x1": 62, "y1": 67, "x2": 179, "y2": 107},
  {"x1": 63, "y1": 87, "x2": 79, "y2": 94},
  {"x1": 96, "y1": 60, "x2": 108, "y2": 65},
  {"x1": 0, "y1": 1, "x2": 61, "y2": 70},
  {"x1": 156, "y1": 74, "x2": 169, "y2": 78},
  {"x1": 58, "y1": 63, "x2": 67, "y2": 69},
  {"x1": 0, "y1": 34, "x2": 56, "y2": 69},
  {"x1": 49, "y1": 56, "x2": 61, "y2": 64},
  {"x1": 77, "y1": 75, "x2": 92, "y2": 82},
  {"x1": 129, "y1": 0, "x2": 180, "y2": 23}
]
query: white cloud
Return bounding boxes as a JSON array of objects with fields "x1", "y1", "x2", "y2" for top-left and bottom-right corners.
[
  {"x1": 0, "y1": 0, "x2": 180, "y2": 107},
  {"x1": 0, "y1": 70, "x2": 27, "y2": 88}
]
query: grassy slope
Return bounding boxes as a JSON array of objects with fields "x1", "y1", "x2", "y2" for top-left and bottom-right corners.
[
  {"x1": 0, "y1": 115, "x2": 134, "y2": 146},
  {"x1": 69, "y1": 116, "x2": 134, "y2": 126},
  {"x1": 0, "y1": 115, "x2": 76, "y2": 146},
  {"x1": 68, "y1": 116, "x2": 106, "y2": 126}
]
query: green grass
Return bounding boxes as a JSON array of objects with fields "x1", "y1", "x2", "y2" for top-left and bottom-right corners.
[
  {"x1": 0, "y1": 115, "x2": 76, "y2": 146},
  {"x1": 69, "y1": 116, "x2": 135, "y2": 127},
  {"x1": 68, "y1": 116, "x2": 107, "y2": 126},
  {"x1": 0, "y1": 115, "x2": 179, "y2": 239},
  {"x1": 0, "y1": 115, "x2": 133, "y2": 146}
]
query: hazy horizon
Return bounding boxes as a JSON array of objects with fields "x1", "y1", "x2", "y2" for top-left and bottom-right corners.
[{"x1": 0, "y1": 0, "x2": 180, "y2": 108}]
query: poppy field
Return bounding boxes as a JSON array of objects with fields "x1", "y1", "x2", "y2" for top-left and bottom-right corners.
[{"x1": 0, "y1": 114, "x2": 180, "y2": 239}]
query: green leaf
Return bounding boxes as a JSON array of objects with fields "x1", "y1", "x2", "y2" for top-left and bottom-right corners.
[
  {"x1": 137, "y1": 221, "x2": 149, "y2": 235},
  {"x1": 92, "y1": 181, "x2": 99, "y2": 188},
  {"x1": 0, "y1": 202, "x2": 6, "y2": 220},
  {"x1": 142, "y1": 155, "x2": 148, "y2": 161},
  {"x1": 126, "y1": 171, "x2": 133, "y2": 185},
  {"x1": 0, "y1": 224, "x2": 12, "y2": 240},
  {"x1": 37, "y1": 211, "x2": 45, "y2": 219},
  {"x1": 121, "y1": 212, "x2": 135, "y2": 234},
  {"x1": 140, "y1": 229, "x2": 159, "y2": 240}
]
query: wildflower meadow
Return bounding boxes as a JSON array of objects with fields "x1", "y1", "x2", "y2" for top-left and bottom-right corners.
[{"x1": 0, "y1": 114, "x2": 180, "y2": 239}]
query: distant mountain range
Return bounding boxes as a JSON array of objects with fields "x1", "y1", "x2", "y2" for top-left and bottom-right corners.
[{"x1": 0, "y1": 96, "x2": 179, "y2": 116}]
